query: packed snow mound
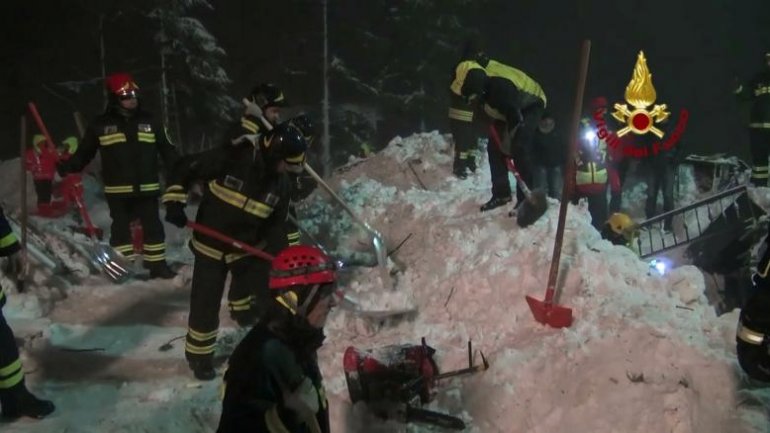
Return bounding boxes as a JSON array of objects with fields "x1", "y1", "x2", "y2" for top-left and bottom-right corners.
[
  {"x1": 2, "y1": 132, "x2": 763, "y2": 433},
  {"x1": 295, "y1": 131, "x2": 751, "y2": 432}
]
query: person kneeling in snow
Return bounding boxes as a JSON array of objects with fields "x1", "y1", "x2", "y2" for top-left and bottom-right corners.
[
  {"x1": 217, "y1": 245, "x2": 335, "y2": 433},
  {"x1": 0, "y1": 206, "x2": 55, "y2": 420},
  {"x1": 601, "y1": 212, "x2": 639, "y2": 254}
]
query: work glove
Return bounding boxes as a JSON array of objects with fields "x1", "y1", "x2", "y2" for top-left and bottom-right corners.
[
  {"x1": 242, "y1": 97, "x2": 263, "y2": 119},
  {"x1": 164, "y1": 202, "x2": 188, "y2": 229},
  {"x1": 291, "y1": 173, "x2": 318, "y2": 201}
]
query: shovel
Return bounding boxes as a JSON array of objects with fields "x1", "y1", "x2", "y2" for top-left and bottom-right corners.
[
  {"x1": 249, "y1": 108, "x2": 392, "y2": 289},
  {"x1": 302, "y1": 163, "x2": 392, "y2": 289},
  {"x1": 69, "y1": 184, "x2": 133, "y2": 282},
  {"x1": 487, "y1": 124, "x2": 547, "y2": 228},
  {"x1": 27, "y1": 102, "x2": 131, "y2": 283},
  {"x1": 186, "y1": 221, "x2": 414, "y2": 318},
  {"x1": 525, "y1": 40, "x2": 592, "y2": 328}
]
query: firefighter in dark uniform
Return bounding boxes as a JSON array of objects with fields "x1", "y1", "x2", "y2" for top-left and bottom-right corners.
[
  {"x1": 456, "y1": 57, "x2": 547, "y2": 212},
  {"x1": 736, "y1": 227, "x2": 770, "y2": 381},
  {"x1": 217, "y1": 244, "x2": 335, "y2": 433},
  {"x1": 282, "y1": 114, "x2": 318, "y2": 248},
  {"x1": 0, "y1": 206, "x2": 55, "y2": 420},
  {"x1": 735, "y1": 51, "x2": 770, "y2": 186},
  {"x1": 58, "y1": 72, "x2": 178, "y2": 279},
  {"x1": 162, "y1": 104, "x2": 308, "y2": 381},
  {"x1": 448, "y1": 41, "x2": 486, "y2": 179}
]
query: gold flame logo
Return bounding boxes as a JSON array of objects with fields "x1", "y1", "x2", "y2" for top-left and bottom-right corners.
[{"x1": 612, "y1": 51, "x2": 670, "y2": 137}]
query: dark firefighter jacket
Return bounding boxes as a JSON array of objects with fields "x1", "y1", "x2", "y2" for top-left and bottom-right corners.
[
  {"x1": 162, "y1": 136, "x2": 291, "y2": 262},
  {"x1": 60, "y1": 106, "x2": 178, "y2": 197},
  {"x1": 0, "y1": 206, "x2": 20, "y2": 305},
  {"x1": 217, "y1": 322, "x2": 329, "y2": 433},
  {"x1": 736, "y1": 70, "x2": 770, "y2": 128},
  {"x1": 449, "y1": 60, "x2": 485, "y2": 123},
  {"x1": 482, "y1": 60, "x2": 547, "y2": 123}
]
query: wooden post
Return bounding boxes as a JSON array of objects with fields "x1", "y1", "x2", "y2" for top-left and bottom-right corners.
[{"x1": 19, "y1": 115, "x2": 28, "y2": 288}]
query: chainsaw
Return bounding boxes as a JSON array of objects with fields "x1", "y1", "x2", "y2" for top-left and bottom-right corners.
[{"x1": 343, "y1": 338, "x2": 489, "y2": 430}]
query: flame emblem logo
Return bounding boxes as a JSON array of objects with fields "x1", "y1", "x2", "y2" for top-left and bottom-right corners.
[{"x1": 612, "y1": 51, "x2": 670, "y2": 138}]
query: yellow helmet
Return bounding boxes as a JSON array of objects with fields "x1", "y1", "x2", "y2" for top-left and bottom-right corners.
[
  {"x1": 32, "y1": 134, "x2": 46, "y2": 148},
  {"x1": 607, "y1": 213, "x2": 636, "y2": 237}
]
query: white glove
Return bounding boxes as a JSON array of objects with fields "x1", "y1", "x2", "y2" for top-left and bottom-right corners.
[{"x1": 242, "y1": 97, "x2": 263, "y2": 118}]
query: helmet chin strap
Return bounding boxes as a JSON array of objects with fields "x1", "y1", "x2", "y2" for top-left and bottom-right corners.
[{"x1": 296, "y1": 284, "x2": 321, "y2": 317}]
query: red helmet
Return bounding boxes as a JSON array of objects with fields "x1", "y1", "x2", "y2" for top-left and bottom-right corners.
[
  {"x1": 269, "y1": 245, "x2": 335, "y2": 289},
  {"x1": 270, "y1": 245, "x2": 337, "y2": 315},
  {"x1": 105, "y1": 72, "x2": 140, "y2": 96}
]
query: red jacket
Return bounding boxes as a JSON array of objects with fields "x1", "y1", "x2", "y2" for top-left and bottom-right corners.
[{"x1": 24, "y1": 146, "x2": 59, "y2": 181}]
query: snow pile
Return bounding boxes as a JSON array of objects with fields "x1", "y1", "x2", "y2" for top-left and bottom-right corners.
[{"x1": 1, "y1": 132, "x2": 765, "y2": 432}]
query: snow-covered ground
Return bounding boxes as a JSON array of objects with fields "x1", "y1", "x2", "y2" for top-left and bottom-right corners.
[{"x1": 0, "y1": 132, "x2": 766, "y2": 432}]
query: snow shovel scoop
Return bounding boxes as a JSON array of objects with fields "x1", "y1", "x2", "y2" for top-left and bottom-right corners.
[
  {"x1": 487, "y1": 124, "x2": 547, "y2": 228},
  {"x1": 525, "y1": 40, "x2": 591, "y2": 329},
  {"x1": 27, "y1": 102, "x2": 132, "y2": 283},
  {"x1": 248, "y1": 106, "x2": 392, "y2": 289},
  {"x1": 302, "y1": 163, "x2": 392, "y2": 290},
  {"x1": 186, "y1": 221, "x2": 414, "y2": 319}
]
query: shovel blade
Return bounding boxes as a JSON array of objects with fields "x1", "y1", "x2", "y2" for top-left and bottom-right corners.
[
  {"x1": 525, "y1": 295, "x2": 573, "y2": 328},
  {"x1": 90, "y1": 243, "x2": 133, "y2": 283},
  {"x1": 516, "y1": 190, "x2": 548, "y2": 228}
]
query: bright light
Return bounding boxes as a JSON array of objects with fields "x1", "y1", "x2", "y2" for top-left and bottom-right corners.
[
  {"x1": 649, "y1": 258, "x2": 668, "y2": 276},
  {"x1": 583, "y1": 129, "x2": 597, "y2": 142}
]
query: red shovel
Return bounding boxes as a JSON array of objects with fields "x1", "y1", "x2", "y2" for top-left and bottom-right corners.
[{"x1": 525, "y1": 40, "x2": 591, "y2": 328}]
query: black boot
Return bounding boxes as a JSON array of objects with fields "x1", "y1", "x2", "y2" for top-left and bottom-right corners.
[
  {"x1": 452, "y1": 158, "x2": 468, "y2": 179},
  {"x1": 467, "y1": 155, "x2": 477, "y2": 173},
  {"x1": 188, "y1": 358, "x2": 216, "y2": 381},
  {"x1": 144, "y1": 261, "x2": 176, "y2": 279},
  {"x1": 480, "y1": 196, "x2": 512, "y2": 212},
  {"x1": 1, "y1": 385, "x2": 55, "y2": 420}
]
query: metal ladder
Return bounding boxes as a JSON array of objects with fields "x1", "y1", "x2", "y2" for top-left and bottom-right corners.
[{"x1": 635, "y1": 185, "x2": 762, "y2": 258}]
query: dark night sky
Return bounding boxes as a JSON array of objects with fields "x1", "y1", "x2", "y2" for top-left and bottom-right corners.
[{"x1": 1, "y1": 0, "x2": 769, "y2": 161}]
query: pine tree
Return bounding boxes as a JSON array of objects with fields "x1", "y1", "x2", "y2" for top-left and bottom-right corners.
[{"x1": 148, "y1": 0, "x2": 238, "y2": 149}]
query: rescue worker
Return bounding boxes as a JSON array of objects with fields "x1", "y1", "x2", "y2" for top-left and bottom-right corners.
[
  {"x1": 456, "y1": 55, "x2": 547, "y2": 212},
  {"x1": 57, "y1": 72, "x2": 178, "y2": 279},
  {"x1": 531, "y1": 111, "x2": 563, "y2": 199},
  {"x1": 162, "y1": 111, "x2": 307, "y2": 381},
  {"x1": 736, "y1": 287, "x2": 770, "y2": 382},
  {"x1": 642, "y1": 132, "x2": 677, "y2": 231},
  {"x1": 601, "y1": 212, "x2": 639, "y2": 254},
  {"x1": 448, "y1": 40, "x2": 485, "y2": 179},
  {"x1": 0, "y1": 206, "x2": 55, "y2": 420},
  {"x1": 24, "y1": 134, "x2": 59, "y2": 217},
  {"x1": 575, "y1": 114, "x2": 609, "y2": 231},
  {"x1": 217, "y1": 244, "x2": 335, "y2": 433},
  {"x1": 282, "y1": 114, "x2": 318, "y2": 247},
  {"x1": 735, "y1": 51, "x2": 770, "y2": 186}
]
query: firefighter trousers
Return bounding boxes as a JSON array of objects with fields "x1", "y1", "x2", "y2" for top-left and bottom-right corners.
[
  {"x1": 106, "y1": 195, "x2": 166, "y2": 263},
  {"x1": 185, "y1": 253, "x2": 272, "y2": 364},
  {"x1": 33, "y1": 180, "x2": 52, "y2": 205},
  {"x1": 487, "y1": 120, "x2": 535, "y2": 204},
  {"x1": 749, "y1": 127, "x2": 770, "y2": 186},
  {"x1": 0, "y1": 300, "x2": 24, "y2": 398}
]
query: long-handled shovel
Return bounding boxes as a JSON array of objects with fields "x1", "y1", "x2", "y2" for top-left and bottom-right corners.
[
  {"x1": 487, "y1": 124, "x2": 547, "y2": 228},
  {"x1": 27, "y1": 102, "x2": 131, "y2": 283},
  {"x1": 525, "y1": 40, "x2": 591, "y2": 328},
  {"x1": 302, "y1": 162, "x2": 392, "y2": 289},
  {"x1": 249, "y1": 107, "x2": 392, "y2": 289},
  {"x1": 186, "y1": 221, "x2": 413, "y2": 318}
]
